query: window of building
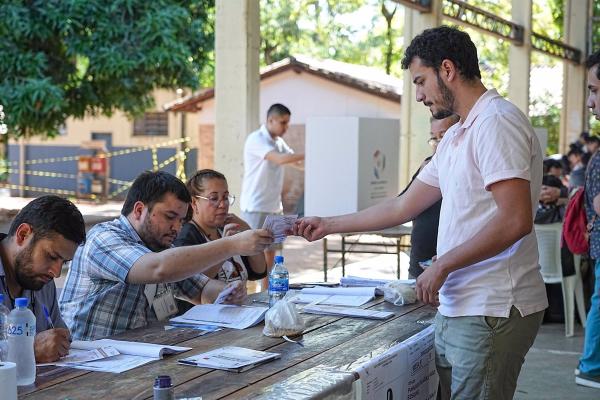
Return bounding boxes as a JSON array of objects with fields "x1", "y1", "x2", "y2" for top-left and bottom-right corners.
[{"x1": 133, "y1": 112, "x2": 168, "y2": 136}]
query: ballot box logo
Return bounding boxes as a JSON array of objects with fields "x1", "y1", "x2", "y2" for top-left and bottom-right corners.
[{"x1": 373, "y1": 150, "x2": 386, "y2": 179}]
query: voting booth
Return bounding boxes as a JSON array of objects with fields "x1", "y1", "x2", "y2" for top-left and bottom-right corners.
[{"x1": 305, "y1": 117, "x2": 400, "y2": 217}]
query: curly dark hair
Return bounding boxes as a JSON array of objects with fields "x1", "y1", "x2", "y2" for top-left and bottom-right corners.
[
  {"x1": 401, "y1": 26, "x2": 481, "y2": 81},
  {"x1": 121, "y1": 171, "x2": 191, "y2": 216},
  {"x1": 8, "y1": 195, "x2": 85, "y2": 245},
  {"x1": 585, "y1": 50, "x2": 600, "y2": 79}
]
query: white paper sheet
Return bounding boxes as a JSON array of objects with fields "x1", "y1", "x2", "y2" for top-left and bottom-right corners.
[
  {"x1": 262, "y1": 214, "x2": 297, "y2": 243},
  {"x1": 354, "y1": 325, "x2": 437, "y2": 400},
  {"x1": 289, "y1": 287, "x2": 376, "y2": 307},
  {"x1": 71, "y1": 339, "x2": 191, "y2": 358},
  {"x1": 170, "y1": 304, "x2": 269, "y2": 330},
  {"x1": 179, "y1": 346, "x2": 280, "y2": 372},
  {"x1": 302, "y1": 304, "x2": 394, "y2": 320},
  {"x1": 62, "y1": 354, "x2": 157, "y2": 373},
  {"x1": 37, "y1": 347, "x2": 120, "y2": 367}
]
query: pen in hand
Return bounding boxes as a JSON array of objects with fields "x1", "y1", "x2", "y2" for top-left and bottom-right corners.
[{"x1": 42, "y1": 304, "x2": 55, "y2": 329}]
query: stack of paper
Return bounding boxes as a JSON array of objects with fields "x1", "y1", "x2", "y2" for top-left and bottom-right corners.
[
  {"x1": 170, "y1": 304, "x2": 269, "y2": 330},
  {"x1": 302, "y1": 304, "x2": 394, "y2": 320},
  {"x1": 39, "y1": 339, "x2": 191, "y2": 373},
  {"x1": 179, "y1": 346, "x2": 280, "y2": 372},
  {"x1": 340, "y1": 276, "x2": 415, "y2": 288},
  {"x1": 288, "y1": 287, "x2": 377, "y2": 307}
]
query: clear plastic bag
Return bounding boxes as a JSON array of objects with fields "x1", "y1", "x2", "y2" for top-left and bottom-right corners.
[
  {"x1": 262, "y1": 300, "x2": 305, "y2": 337},
  {"x1": 382, "y1": 281, "x2": 416, "y2": 306}
]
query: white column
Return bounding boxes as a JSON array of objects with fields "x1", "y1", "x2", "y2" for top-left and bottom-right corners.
[
  {"x1": 214, "y1": 0, "x2": 260, "y2": 212},
  {"x1": 400, "y1": 1, "x2": 441, "y2": 187},
  {"x1": 508, "y1": 0, "x2": 532, "y2": 115},
  {"x1": 559, "y1": 0, "x2": 588, "y2": 153}
]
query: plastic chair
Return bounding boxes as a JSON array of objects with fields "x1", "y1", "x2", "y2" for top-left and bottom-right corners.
[{"x1": 535, "y1": 223, "x2": 587, "y2": 337}]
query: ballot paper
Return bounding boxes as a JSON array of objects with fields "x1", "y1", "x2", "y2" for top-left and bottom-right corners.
[
  {"x1": 179, "y1": 346, "x2": 280, "y2": 372},
  {"x1": 170, "y1": 304, "x2": 269, "y2": 330},
  {"x1": 262, "y1": 214, "x2": 297, "y2": 243},
  {"x1": 39, "y1": 340, "x2": 191, "y2": 373},
  {"x1": 302, "y1": 304, "x2": 394, "y2": 320},
  {"x1": 289, "y1": 287, "x2": 377, "y2": 307}
]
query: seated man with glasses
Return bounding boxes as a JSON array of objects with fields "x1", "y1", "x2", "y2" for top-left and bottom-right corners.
[
  {"x1": 400, "y1": 114, "x2": 459, "y2": 278},
  {"x1": 174, "y1": 170, "x2": 267, "y2": 295}
]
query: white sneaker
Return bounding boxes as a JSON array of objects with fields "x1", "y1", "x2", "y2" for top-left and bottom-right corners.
[{"x1": 575, "y1": 372, "x2": 600, "y2": 389}]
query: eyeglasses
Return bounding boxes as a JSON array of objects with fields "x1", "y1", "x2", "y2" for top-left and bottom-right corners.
[{"x1": 195, "y1": 194, "x2": 236, "y2": 207}]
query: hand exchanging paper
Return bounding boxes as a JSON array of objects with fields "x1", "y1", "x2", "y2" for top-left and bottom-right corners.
[{"x1": 292, "y1": 216, "x2": 330, "y2": 242}]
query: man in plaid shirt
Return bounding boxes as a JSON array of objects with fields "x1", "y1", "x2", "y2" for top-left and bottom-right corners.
[{"x1": 60, "y1": 171, "x2": 273, "y2": 340}]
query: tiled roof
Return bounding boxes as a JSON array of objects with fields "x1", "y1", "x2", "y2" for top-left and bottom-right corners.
[{"x1": 164, "y1": 55, "x2": 402, "y2": 112}]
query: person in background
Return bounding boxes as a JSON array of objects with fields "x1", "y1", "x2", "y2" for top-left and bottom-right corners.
[
  {"x1": 576, "y1": 49, "x2": 600, "y2": 389},
  {"x1": 240, "y1": 103, "x2": 304, "y2": 287},
  {"x1": 0, "y1": 196, "x2": 85, "y2": 362},
  {"x1": 60, "y1": 171, "x2": 273, "y2": 340},
  {"x1": 174, "y1": 169, "x2": 267, "y2": 286},
  {"x1": 568, "y1": 147, "x2": 586, "y2": 189},
  {"x1": 401, "y1": 114, "x2": 459, "y2": 278}
]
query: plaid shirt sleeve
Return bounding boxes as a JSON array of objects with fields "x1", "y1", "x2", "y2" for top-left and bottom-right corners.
[
  {"x1": 86, "y1": 227, "x2": 151, "y2": 282},
  {"x1": 173, "y1": 274, "x2": 210, "y2": 301}
]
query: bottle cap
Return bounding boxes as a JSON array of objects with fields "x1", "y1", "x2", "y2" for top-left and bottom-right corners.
[
  {"x1": 15, "y1": 297, "x2": 29, "y2": 308},
  {"x1": 274, "y1": 255, "x2": 284, "y2": 263},
  {"x1": 154, "y1": 375, "x2": 172, "y2": 388}
]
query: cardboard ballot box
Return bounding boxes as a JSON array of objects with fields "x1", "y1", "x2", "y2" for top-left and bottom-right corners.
[{"x1": 305, "y1": 117, "x2": 400, "y2": 217}]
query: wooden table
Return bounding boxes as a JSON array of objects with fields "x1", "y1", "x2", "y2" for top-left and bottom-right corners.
[
  {"x1": 20, "y1": 293, "x2": 435, "y2": 399},
  {"x1": 322, "y1": 225, "x2": 413, "y2": 281}
]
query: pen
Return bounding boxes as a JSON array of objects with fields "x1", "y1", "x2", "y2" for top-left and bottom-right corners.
[{"x1": 42, "y1": 304, "x2": 55, "y2": 329}]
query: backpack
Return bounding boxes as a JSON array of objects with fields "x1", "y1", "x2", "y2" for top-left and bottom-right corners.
[{"x1": 562, "y1": 187, "x2": 589, "y2": 254}]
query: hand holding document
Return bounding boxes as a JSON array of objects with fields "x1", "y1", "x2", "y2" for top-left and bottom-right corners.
[{"x1": 262, "y1": 214, "x2": 297, "y2": 243}]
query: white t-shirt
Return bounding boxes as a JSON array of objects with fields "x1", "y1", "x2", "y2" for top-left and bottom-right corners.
[
  {"x1": 418, "y1": 89, "x2": 548, "y2": 318},
  {"x1": 241, "y1": 125, "x2": 294, "y2": 213}
]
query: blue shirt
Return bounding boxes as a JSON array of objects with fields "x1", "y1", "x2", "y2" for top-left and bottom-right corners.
[
  {"x1": 59, "y1": 216, "x2": 208, "y2": 340},
  {"x1": 0, "y1": 234, "x2": 66, "y2": 332},
  {"x1": 585, "y1": 152, "x2": 600, "y2": 259}
]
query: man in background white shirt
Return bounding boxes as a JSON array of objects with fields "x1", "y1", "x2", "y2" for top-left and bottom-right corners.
[
  {"x1": 294, "y1": 26, "x2": 546, "y2": 400},
  {"x1": 241, "y1": 103, "x2": 304, "y2": 282}
]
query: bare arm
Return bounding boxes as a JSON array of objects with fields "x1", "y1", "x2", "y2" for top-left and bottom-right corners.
[
  {"x1": 294, "y1": 179, "x2": 442, "y2": 241},
  {"x1": 127, "y1": 229, "x2": 273, "y2": 284},
  {"x1": 264, "y1": 151, "x2": 305, "y2": 165},
  {"x1": 416, "y1": 178, "x2": 533, "y2": 305}
]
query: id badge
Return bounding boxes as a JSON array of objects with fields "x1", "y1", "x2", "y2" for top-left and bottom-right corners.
[{"x1": 152, "y1": 288, "x2": 178, "y2": 321}]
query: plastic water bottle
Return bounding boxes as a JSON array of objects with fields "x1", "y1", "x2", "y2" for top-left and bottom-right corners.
[
  {"x1": 153, "y1": 375, "x2": 174, "y2": 400},
  {"x1": 0, "y1": 294, "x2": 9, "y2": 361},
  {"x1": 268, "y1": 255, "x2": 289, "y2": 307},
  {"x1": 7, "y1": 297, "x2": 36, "y2": 386}
]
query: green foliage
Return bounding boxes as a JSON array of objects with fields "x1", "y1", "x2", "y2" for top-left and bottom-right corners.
[
  {"x1": 260, "y1": 0, "x2": 404, "y2": 76},
  {"x1": 0, "y1": 0, "x2": 214, "y2": 138}
]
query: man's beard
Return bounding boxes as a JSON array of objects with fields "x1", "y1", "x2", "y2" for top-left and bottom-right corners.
[
  {"x1": 14, "y1": 243, "x2": 45, "y2": 291},
  {"x1": 432, "y1": 73, "x2": 455, "y2": 120},
  {"x1": 139, "y1": 216, "x2": 172, "y2": 252}
]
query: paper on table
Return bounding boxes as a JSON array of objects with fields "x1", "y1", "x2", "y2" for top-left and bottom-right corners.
[
  {"x1": 60, "y1": 354, "x2": 157, "y2": 374},
  {"x1": 302, "y1": 304, "x2": 394, "y2": 320},
  {"x1": 340, "y1": 276, "x2": 415, "y2": 288},
  {"x1": 37, "y1": 346, "x2": 120, "y2": 367},
  {"x1": 170, "y1": 304, "x2": 269, "y2": 330},
  {"x1": 71, "y1": 339, "x2": 191, "y2": 358},
  {"x1": 289, "y1": 287, "x2": 376, "y2": 307},
  {"x1": 262, "y1": 214, "x2": 297, "y2": 243},
  {"x1": 179, "y1": 346, "x2": 280, "y2": 372}
]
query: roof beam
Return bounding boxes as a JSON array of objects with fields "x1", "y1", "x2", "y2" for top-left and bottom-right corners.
[
  {"x1": 531, "y1": 32, "x2": 581, "y2": 64},
  {"x1": 392, "y1": 0, "x2": 433, "y2": 13}
]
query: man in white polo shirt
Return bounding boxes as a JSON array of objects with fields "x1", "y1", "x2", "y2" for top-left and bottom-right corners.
[
  {"x1": 293, "y1": 26, "x2": 547, "y2": 400},
  {"x1": 241, "y1": 103, "x2": 304, "y2": 279}
]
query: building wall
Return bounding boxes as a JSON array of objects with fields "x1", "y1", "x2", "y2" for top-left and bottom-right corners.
[{"x1": 7, "y1": 89, "x2": 199, "y2": 198}]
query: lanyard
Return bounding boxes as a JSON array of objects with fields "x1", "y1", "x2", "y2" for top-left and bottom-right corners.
[{"x1": 0, "y1": 274, "x2": 36, "y2": 312}]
